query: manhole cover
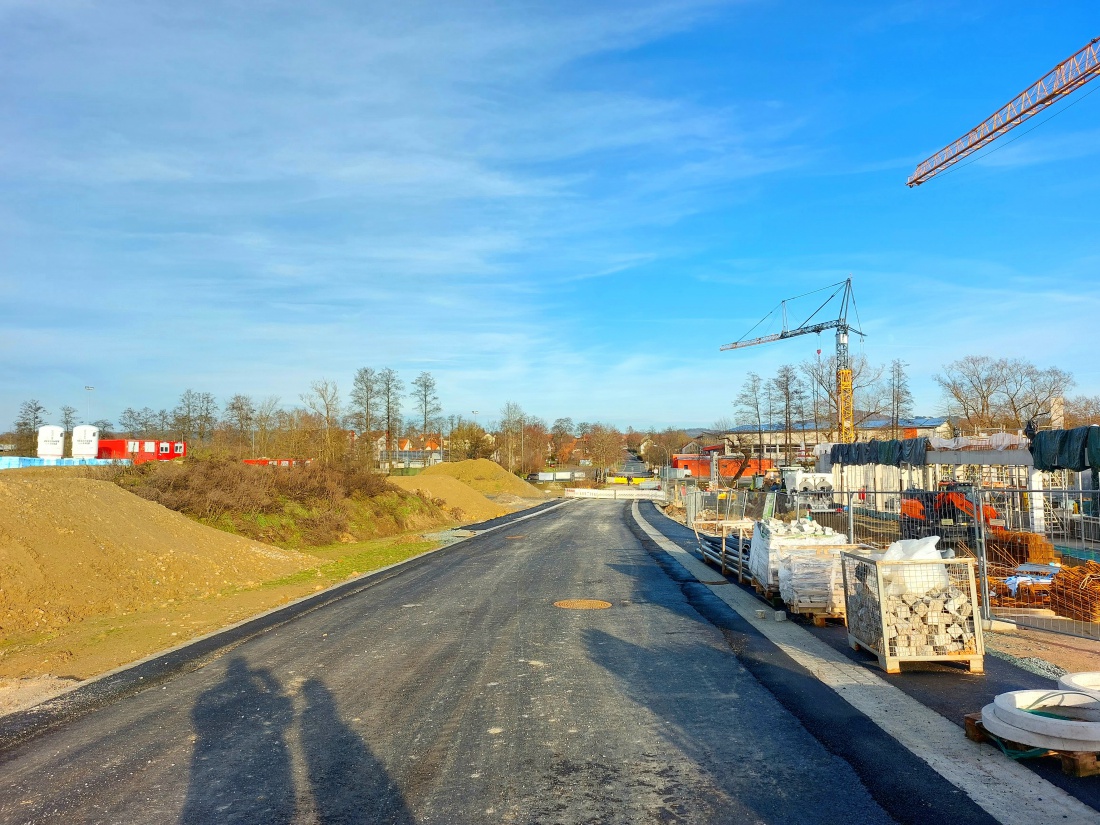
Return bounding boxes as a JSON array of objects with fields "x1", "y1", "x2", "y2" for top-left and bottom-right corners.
[{"x1": 554, "y1": 599, "x2": 612, "y2": 610}]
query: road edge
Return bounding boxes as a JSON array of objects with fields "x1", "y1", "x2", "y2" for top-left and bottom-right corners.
[{"x1": 630, "y1": 501, "x2": 1098, "y2": 825}]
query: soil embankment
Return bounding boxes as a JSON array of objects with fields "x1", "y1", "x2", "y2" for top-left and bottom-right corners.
[
  {"x1": 412, "y1": 458, "x2": 549, "y2": 515},
  {"x1": 421, "y1": 458, "x2": 546, "y2": 498},
  {"x1": 0, "y1": 475, "x2": 313, "y2": 638},
  {"x1": 388, "y1": 475, "x2": 508, "y2": 522}
]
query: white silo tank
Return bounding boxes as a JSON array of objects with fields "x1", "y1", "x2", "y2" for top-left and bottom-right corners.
[
  {"x1": 37, "y1": 425, "x2": 65, "y2": 458},
  {"x1": 72, "y1": 424, "x2": 100, "y2": 459}
]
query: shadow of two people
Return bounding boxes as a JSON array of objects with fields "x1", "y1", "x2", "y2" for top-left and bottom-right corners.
[{"x1": 180, "y1": 657, "x2": 414, "y2": 825}]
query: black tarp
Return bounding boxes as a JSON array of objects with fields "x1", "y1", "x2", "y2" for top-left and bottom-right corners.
[
  {"x1": 1088, "y1": 428, "x2": 1100, "y2": 470},
  {"x1": 829, "y1": 437, "x2": 929, "y2": 467},
  {"x1": 1030, "y1": 426, "x2": 1096, "y2": 471}
]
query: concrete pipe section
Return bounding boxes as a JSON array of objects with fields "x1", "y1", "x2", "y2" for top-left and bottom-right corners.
[{"x1": 982, "y1": 689, "x2": 1100, "y2": 752}]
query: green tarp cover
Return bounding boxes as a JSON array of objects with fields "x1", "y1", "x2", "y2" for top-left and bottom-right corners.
[
  {"x1": 829, "y1": 437, "x2": 929, "y2": 467},
  {"x1": 1030, "y1": 426, "x2": 1096, "y2": 471}
]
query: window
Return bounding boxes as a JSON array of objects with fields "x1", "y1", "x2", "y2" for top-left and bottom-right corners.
[
  {"x1": 127, "y1": 441, "x2": 139, "y2": 452},
  {"x1": 173, "y1": 443, "x2": 184, "y2": 454},
  {"x1": 143, "y1": 441, "x2": 156, "y2": 453},
  {"x1": 159, "y1": 443, "x2": 171, "y2": 454}
]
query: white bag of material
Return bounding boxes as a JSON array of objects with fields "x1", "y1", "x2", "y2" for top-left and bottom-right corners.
[{"x1": 881, "y1": 536, "x2": 949, "y2": 596}]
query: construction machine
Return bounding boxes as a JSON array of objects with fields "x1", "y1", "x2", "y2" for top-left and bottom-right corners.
[{"x1": 900, "y1": 484, "x2": 1054, "y2": 566}]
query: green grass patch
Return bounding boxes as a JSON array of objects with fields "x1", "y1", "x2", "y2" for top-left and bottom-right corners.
[{"x1": 262, "y1": 536, "x2": 440, "y2": 590}]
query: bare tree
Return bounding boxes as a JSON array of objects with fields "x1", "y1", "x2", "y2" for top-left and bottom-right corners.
[
  {"x1": 349, "y1": 367, "x2": 380, "y2": 438},
  {"x1": 770, "y1": 364, "x2": 806, "y2": 465},
  {"x1": 994, "y1": 358, "x2": 1073, "y2": 429},
  {"x1": 1066, "y1": 395, "x2": 1100, "y2": 427},
  {"x1": 59, "y1": 405, "x2": 78, "y2": 433},
  {"x1": 253, "y1": 396, "x2": 281, "y2": 457},
  {"x1": 801, "y1": 354, "x2": 886, "y2": 439},
  {"x1": 624, "y1": 426, "x2": 644, "y2": 453},
  {"x1": 301, "y1": 380, "x2": 342, "y2": 465},
  {"x1": 499, "y1": 402, "x2": 525, "y2": 472},
  {"x1": 378, "y1": 368, "x2": 403, "y2": 455},
  {"x1": 734, "y1": 372, "x2": 766, "y2": 466},
  {"x1": 889, "y1": 360, "x2": 914, "y2": 439},
  {"x1": 935, "y1": 355, "x2": 1074, "y2": 431},
  {"x1": 550, "y1": 418, "x2": 575, "y2": 465},
  {"x1": 14, "y1": 399, "x2": 49, "y2": 453},
  {"x1": 642, "y1": 427, "x2": 688, "y2": 469},
  {"x1": 410, "y1": 372, "x2": 442, "y2": 448},
  {"x1": 934, "y1": 356, "x2": 1001, "y2": 430},
  {"x1": 172, "y1": 389, "x2": 200, "y2": 441},
  {"x1": 586, "y1": 423, "x2": 623, "y2": 481},
  {"x1": 170, "y1": 389, "x2": 217, "y2": 444},
  {"x1": 119, "y1": 406, "x2": 157, "y2": 436},
  {"x1": 223, "y1": 394, "x2": 256, "y2": 456},
  {"x1": 195, "y1": 392, "x2": 218, "y2": 445}
]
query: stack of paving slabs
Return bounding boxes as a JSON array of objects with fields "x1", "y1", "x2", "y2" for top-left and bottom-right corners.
[
  {"x1": 778, "y1": 550, "x2": 848, "y2": 616},
  {"x1": 1049, "y1": 560, "x2": 1100, "y2": 623},
  {"x1": 747, "y1": 518, "x2": 848, "y2": 591},
  {"x1": 842, "y1": 543, "x2": 984, "y2": 673}
]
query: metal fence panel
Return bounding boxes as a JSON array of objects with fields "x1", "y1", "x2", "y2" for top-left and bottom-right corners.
[
  {"x1": 817, "y1": 485, "x2": 1099, "y2": 641},
  {"x1": 690, "y1": 483, "x2": 1099, "y2": 640}
]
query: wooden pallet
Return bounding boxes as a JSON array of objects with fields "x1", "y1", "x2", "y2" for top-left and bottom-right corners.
[
  {"x1": 964, "y1": 711, "x2": 1100, "y2": 778},
  {"x1": 786, "y1": 603, "x2": 844, "y2": 627},
  {"x1": 750, "y1": 577, "x2": 785, "y2": 609}
]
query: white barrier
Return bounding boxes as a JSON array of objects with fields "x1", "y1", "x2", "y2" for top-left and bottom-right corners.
[{"x1": 562, "y1": 488, "x2": 667, "y2": 501}]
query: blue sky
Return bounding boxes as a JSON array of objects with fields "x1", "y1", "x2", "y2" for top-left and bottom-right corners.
[{"x1": 3, "y1": 0, "x2": 1099, "y2": 432}]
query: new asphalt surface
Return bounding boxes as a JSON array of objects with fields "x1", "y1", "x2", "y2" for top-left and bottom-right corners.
[{"x1": 0, "y1": 500, "x2": 1090, "y2": 823}]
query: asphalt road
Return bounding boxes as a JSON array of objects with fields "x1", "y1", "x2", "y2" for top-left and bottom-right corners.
[{"x1": 1, "y1": 501, "x2": 999, "y2": 824}]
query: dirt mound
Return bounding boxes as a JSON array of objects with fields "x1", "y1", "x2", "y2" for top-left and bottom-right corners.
[
  {"x1": 388, "y1": 475, "x2": 508, "y2": 522},
  {"x1": 421, "y1": 459, "x2": 546, "y2": 499},
  {"x1": 0, "y1": 474, "x2": 315, "y2": 638}
]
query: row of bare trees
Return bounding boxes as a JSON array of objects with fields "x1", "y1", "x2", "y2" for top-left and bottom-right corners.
[
  {"x1": 725, "y1": 352, "x2": 1099, "y2": 467},
  {"x1": 8, "y1": 369, "x2": 444, "y2": 465},
  {"x1": 10, "y1": 384, "x2": 652, "y2": 477},
  {"x1": 728, "y1": 354, "x2": 913, "y2": 465},
  {"x1": 934, "y1": 355, "x2": 1082, "y2": 431}
]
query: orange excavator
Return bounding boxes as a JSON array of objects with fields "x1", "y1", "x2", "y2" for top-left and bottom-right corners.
[{"x1": 900, "y1": 484, "x2": 1054, "y2": 565}]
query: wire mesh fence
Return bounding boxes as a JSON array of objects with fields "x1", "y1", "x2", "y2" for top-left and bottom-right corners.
[
  {"x1": 816, "y1": 486, "x2": 1100, "y2": 641},
  {"x1": 842, "y1": 552, "x2": 983, "y2": 673},
  {"x1": 683, "y1": 482, "x2": 1100, "y2": 641}
]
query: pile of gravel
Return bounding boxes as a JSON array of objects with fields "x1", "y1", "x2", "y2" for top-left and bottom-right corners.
[{"x1": 986, "y1": 648, "x2": 1067, "y2": 680}]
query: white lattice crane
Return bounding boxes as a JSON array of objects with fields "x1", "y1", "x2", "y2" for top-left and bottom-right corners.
[{"x1": 721, "y1": 278, "x2": 864, "y2": 443}]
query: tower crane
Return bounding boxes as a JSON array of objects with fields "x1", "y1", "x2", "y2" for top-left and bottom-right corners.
[
  {"x1": 721, "y1": 278, "x2": 864, "y2": 443},
  {"x1": 908, "y1": 37, "x2": 1100, "y2": 186}
]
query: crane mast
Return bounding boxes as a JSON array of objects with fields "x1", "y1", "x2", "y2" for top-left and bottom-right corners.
[
  {"x1": 722, "y1": 279, "x2": 862, "y2": 444},
  {"x1": 908, "y1": 37, "x2": 1100, "y2": 186}
]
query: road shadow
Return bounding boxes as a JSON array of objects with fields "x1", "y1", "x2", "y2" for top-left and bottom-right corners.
[
  {"x1": 580, "y1": 627, "x2": 895, "y2": 825},
  {"x1": 180, "y1": 656, "x2": 296, "y2": 824},
  {"x1": 299, "y1": 678, "x2": 415, "y2": 825}
]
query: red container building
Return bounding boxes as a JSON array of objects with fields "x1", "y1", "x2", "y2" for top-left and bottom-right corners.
[{"x1": 97, "y1": 439, "x2": 186, "y2": 464}]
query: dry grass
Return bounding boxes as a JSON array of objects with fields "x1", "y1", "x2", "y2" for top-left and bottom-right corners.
[{"x1": 105, "y1": 460, "x2": 451, "y2": 548}]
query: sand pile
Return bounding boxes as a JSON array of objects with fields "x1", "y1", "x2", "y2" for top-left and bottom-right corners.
[
  {"x1": 421, "y1": 459, "x2": 546, "y2": 498},
  {"x1": 388, "y1": 475, "x2": 508, "y2": 522},
  {"x1": 0, "y1": 475, "x2": 315, "y2": 638}
]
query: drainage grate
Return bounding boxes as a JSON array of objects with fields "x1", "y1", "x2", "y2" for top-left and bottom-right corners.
[{"x1": 553, "y1": 599, "x2": 612, "y2": 610}]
